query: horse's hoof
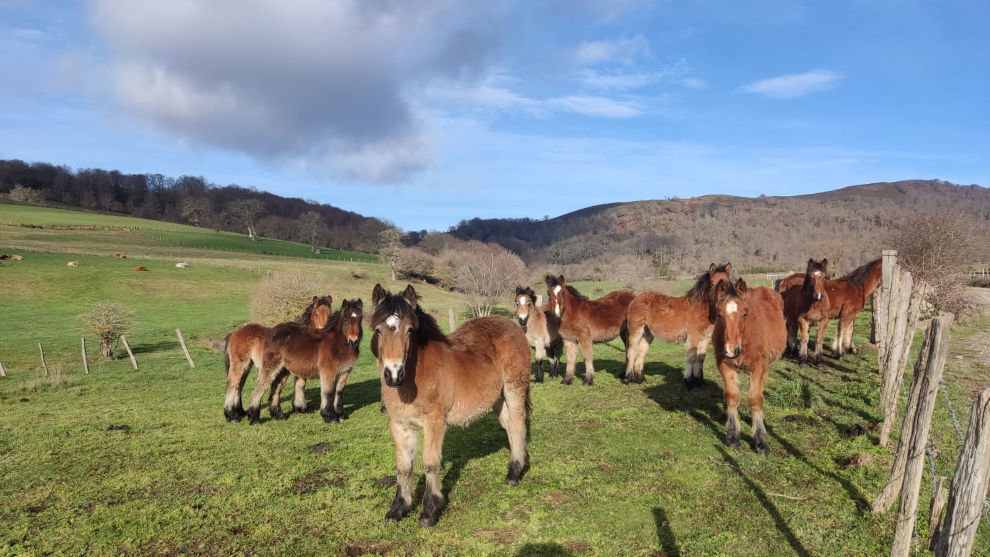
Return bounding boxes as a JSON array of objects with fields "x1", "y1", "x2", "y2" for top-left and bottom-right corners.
[
  {"x1": 683, "y1": 377, "x2": 696, "y2": 390},
  {"x1": 726, "y1": 433, "x2": 740, "y2": 449},
  {"x1": 273, "y1": 413, "x2": 288, "y2": 421},
  {"x1": 561, "y1": 377, "x2": 574, "y2": 386},
  {"x1": 249, "y1": 418, "x2": 262, "y2": 426},
  {"x1": 418, "y1": 515, "x2": 438, "y2": 527},
  {"x1": 582, "y1": 376, "x2": 594, "y2": 386},
  {"x1": 294, "y1": 406, "x2": 312, "y2": 414}
]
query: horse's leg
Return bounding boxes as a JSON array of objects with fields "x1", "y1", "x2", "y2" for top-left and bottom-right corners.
[
  {"x1": 292, "y1": 376, "x2": 309, "y2": 413},
  {"x1": 533, "y1": 342, "x2": 546, "y2": 383},
  {"x1": 385, "y1": 419, "x2": 418, "y2": 524},
  {"x1": 814, "y1": 318, "x2": 827, "y2": 365},
  {"x1": 786, "y1": 319, "x2": 798, "y2": 357},
  {"x1": 831, "y1": 315, "x2": 843, "y2": 358},
  {"x1": 580, "y1": 334, "x2": 596, "y2": 386},
  {"x1": 562, "y1": 340, "x2": 578, "y2": 386},
  {"x1": 246, "y1": 358, "x2": 278, "y2": 425},
  {"x1": 684, "y1": 343, "x2": 698, "y2": 389},
  {"x1": 844, "y1": 316, "x2": 857, "y2": 354},
  {"x1": 798, "y1": 317, "x2": 810, "y2": 365},
  {"x1": 419, "y1": 418, "x2": 447, "y2": 527},
  {"x1": 499, "y1": 387, "x2": 530, "y2": 486},
  {"x1": 549, "y1": 339, "x2": 562, "y2": 378},
  {"x1": 624, "y1": 324, "x2": 643, "y2": 383},
  {"x1": 693, "y1": 331, "x2": 712, "y2": 386},
  {"x1": 319, "y1": 368, "x2": 339, "y2": 424},
  {"x1": 332, "y1": 366, "x2": 352, "y2": 420},
  {"x1": 267, "y1": 367, "x2": 291, "y2": 420},
  {"x1": 748, "y1": 365, "x2": 770, "y2": 456},
  {"x1": 224, "y1": 355, "x2": 251, "y2": 422},
  {"x1": 718, "y1": 361, "x2": 741, "y2": 449}
]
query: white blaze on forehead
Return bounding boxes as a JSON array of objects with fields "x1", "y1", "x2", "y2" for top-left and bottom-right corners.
[
  {"x1": 813, "y1": 271, "x2": 823, "y2": 277},
  {"x1": 553, "y1": 285, "x2": 562, "y2": 294},
  {"x1": 385, "y1": 314, "x2": 400, "y2": 330},
  {"x1": 518, "y1": 297, "x2": 528, "y2": 306},
  {"x1": 351, "y1": 312, "x2": 358, "y2": 318},
  {"x1": 726, "y1": 301, "x2": 738, "y2": 314}
]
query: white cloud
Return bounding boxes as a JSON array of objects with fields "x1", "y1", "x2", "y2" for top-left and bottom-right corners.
[
  {"x1": 546, "y1": 95, "x2": 642, "y2": 118},
  {"x1": 740, "y1": 69, "x2": 843, "y2": 99},
  {"x1": 578, "y1": 57, "x2": 706, "y2": 91},
  {"x1": 574, "y1": 36, "x2": 651, "y2": 65}
]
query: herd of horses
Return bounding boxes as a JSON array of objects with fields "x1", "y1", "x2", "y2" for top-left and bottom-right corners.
[{"x1": 222, "y1": 257, "x2": 883, "y2": 526}]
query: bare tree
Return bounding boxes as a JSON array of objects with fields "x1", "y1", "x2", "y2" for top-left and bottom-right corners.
[
  {"x1": 449, "y1": 242, "x2": 526, "y2": 317},
  {"x1": 181, "y1": 197, "x2": 211, "y2": 226},
  {"x1": 227, "y1": 199, "x2": 265, "y2": 240},
  {"x1": 378, "y1": 227, "x2": 403, "y2": 280},
  {"x1": 298, "y1": 210, "x2": 325, "y2": 253}
]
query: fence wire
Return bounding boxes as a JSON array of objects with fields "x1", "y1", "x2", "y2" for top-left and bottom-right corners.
[{"x1": 938, "y1": 379, "x2": 990, "y2": 529}]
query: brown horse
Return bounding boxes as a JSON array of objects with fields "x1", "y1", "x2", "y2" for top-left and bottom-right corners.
[
  {"x1": 371, "y1": 284, "x2": 530, "y2": 527},
  {"x1": 514, "y1": 286, "x2": 563, "y2": 383},
  {"x1": 776, "y1": 258, "x2": 881, "y2": 358},
  {"x1": 223, "y1": 296, "x2": 333, "y2": 422},
  {"x1": 244, "y1": 299, "x2": 363, "y2": 424},
  {"x1": 781, "y1": 258, "x2": 830, "y2": 365},
  {"x1": 712, "y1": 278, "x2": 786, "y2": 456},
  {"x1": 545, "y1": 275, "x2": 634, "y2": 386},
  {"x1": 624, "y1": 263, "x2": 733, "y2": 386}
]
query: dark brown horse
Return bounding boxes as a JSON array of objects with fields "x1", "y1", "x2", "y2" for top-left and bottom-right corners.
[
  {"x1": 243, "y1": 299, "x2": 363, "y2": 424},
  {"x1": 514, "y1": 286, "x2": 563, "y2": 383},
  {"x1": 624, "y1": 263, "x2": 733, "y2": 386},
  {"x1": 712, "y1": 279, "x2": 786, "y2": 456},
  {"x1": 371, "y1": 284, "x2": 530, "y2": 527},
  {"x1": 781, "y1": 258, "x2": 830, "y2": 365},
  {"x1": 223, "y1": 296, "x2": 333, "y2": 422},
  {"x1": 545, "y1": 275, "x2": 634, "y2": 386},
  {"x1": 776, "y1": 258, "x2": 881, "y2": 358}
]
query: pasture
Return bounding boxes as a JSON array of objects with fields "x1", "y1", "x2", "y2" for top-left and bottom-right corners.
[{"x1": 1, "y1": 205, "x2": 988, "y2": 555}]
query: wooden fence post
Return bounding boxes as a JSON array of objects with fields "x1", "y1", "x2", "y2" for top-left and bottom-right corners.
[
  {"x1": 448, "y1": 308, "x2": 456, "y2": 331},
  {"x1": 176, "y1": 329, "x2": 196, "y2": 368},
  {"x1": 38, "y1": 343, "x2": 49, "y2": 376},
  {"x1": 120, "y1": 335, "x2": 138, "y2": 370},
  {"x1": 879, "y1": 313, "x2": 953, "y2": 557},
  {"x1": 81, "y1": 338, "x2": 90, "y2": 375},
  {"x1": 927, "y1": 477, "x2": 949, "y2": 550},
  {"x1": 933, "y1": 387, "x2": 990, "y2": 557},
  {"x1": 0, "y1": 360, "x2": 6, "y2": 377}
]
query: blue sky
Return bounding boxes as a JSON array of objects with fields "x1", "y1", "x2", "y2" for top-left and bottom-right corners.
[{"x1": 1, "y1": 0, "x2": 988, "y2": 231}]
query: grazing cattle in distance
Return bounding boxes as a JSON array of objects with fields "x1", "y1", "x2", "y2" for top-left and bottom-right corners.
[
  {"x1": 175, "y1": 262, "x2": 188, "y2": 268},
  {"x1": 132, "y1": 266, "x2": 149, "y2": 272},
  {"x1": 67, "y1": 260, "x2": 79, "y2": 267},
  {"x1": 114, "y1": 253, "x2": 126, "y2": 258}
]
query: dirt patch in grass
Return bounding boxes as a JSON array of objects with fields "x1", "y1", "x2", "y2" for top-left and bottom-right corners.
[
  {"x1": 106, "y1": 424, "x2": 131, "y2": 432},
  {"x1": 25, "y1": 503, "x2": 48, "y2": 513},
  {"x1": 478, "y1": 526, "x2": 526, "y2": 546},
  {"x1": 307, "y1": 442, "x2": 333, "y2": 454},
  {"x1": 344, "y1": 540, "x2": 400, "y2": 556},
  {"x1": 372, "y1": 475, "x2": 395, "y2": 489},
  {"x1": 784, "y1": 414, "x2": 820, "y2": 426},
  {"x1": 287, "y1": 468, "x2": 346, "y2": 495},
  {"x1": 544, "y1": 489, "x2": 567, "y2": 505},
  {"x1": 563, "y1": 539, "x2": 591, "y2": 554},
  {"x1": 841, "y1": 422, "x2": 878, "y2": 438}
]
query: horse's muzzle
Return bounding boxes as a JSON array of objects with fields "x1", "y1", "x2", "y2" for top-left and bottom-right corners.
[
  {"x1": 725, "y1": 346, "x2": 741, "y2": 359},
  {"x1": 814, "y1": 293, "x2": 823, "y2": 302},
  {"x1": 517, "y1": 315, "x2": 529, "y2": 326},
  {"x1": 383, "y1": 365, "x2": 405, "y2": 387},
  {"x1": 348, "y1": 338, "x2": 360, "y2": 350}
]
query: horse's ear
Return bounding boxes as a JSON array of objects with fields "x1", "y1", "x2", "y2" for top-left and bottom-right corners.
[
  {"x1": 326, "y1": 295, "x2": 333, "y2": 307},
  {"x1": 515, "y1": 286, "x2": 523, "y2": 295},
  {"x1": 807, "y1": 258, "x2": 815, "y2": 271},
  {"x1": 709, "y1": 263, "x2": 717, "y2": 274},
  {"x1": 558, "y1": 275, "x2": 566, "y2": 285},
  {"x1": 544, "y1": 275, "x2": 554, "y2": 287},
  {"x1": 821, "y1": 258, "x2": 828, "y2": 271},
  {"x1": 312, "y1": 296, "x2": 319, "y2": 306},
  {"x1": 372, "y1": 284, "x2": 386, "y2": 306},
  {"x1": 724, "y1": 262, "x2": 732, "y2": 276},
  {"x1": 354, "y1": 299, "x2": 363, "y2": 311},
  {"x1": 735, "y1": 278, "x2": 748, "y2": 298},
  {"x1": 402, "y1": 285, "x2": 418, "y2": 307}
]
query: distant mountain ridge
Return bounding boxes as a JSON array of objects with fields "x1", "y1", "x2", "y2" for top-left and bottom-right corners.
[{"x1": 449, "y1": 180, "x2": 990, "y2": 275}]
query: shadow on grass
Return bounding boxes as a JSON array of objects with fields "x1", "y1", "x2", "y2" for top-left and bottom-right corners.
[
  {"x1": 652, "y1": 506, "x2": 681, "y2": 556},
  {"x1": 442, "y1": 412, "x2": 515, "y2": 500},
  {"x1": 298, "y1": 377, "x2": 380, "y2": 417},
  {"x1": 130, "y1": 340, "x2": 180, "y2": 355},
  {"x1": 515, "y1": 543, "x2": 574, "y2": 556}
]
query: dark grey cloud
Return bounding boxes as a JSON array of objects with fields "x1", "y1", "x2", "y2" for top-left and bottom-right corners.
[{"x1": 88, "y1": 0, "x2": 506, "y2": 183}]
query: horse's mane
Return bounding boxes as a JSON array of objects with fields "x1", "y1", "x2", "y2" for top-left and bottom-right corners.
[
  {"x1": 545, "y1": 276, "x2": 588, "y2": 301},
  {"x1": 518, "y1": 286, "x2": 538, "y2": 304},
  {"x1": 843, "y1": 258, "x2": 881, "y2": 287},
  {"x1": 372, "y1": 293, "x2": 448, "y2": 345},
  {"x1": 687, "y1": 263, "x2": 732, "y2": 304},
  {"x1": 298, "y1": 296, "x2": 332, "y2": 324}
]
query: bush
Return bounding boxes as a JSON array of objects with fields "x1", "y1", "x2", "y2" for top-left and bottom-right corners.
[
  {"x1": 8, "y1": 184, "x2": 44, "y2": 205},
  {"x1": 250, "y1": 271, "x2": 334, "y2": 326},
  {"x1": 80, "y1": 302, "x2": 134, "y2": 357}
]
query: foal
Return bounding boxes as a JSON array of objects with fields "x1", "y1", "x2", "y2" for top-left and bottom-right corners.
[
  {"x1": 624, "y1": 263, "x2": 733, "y2": 386},
  {"x1": 712, "y1": 279, "x2": 786, "y2": 456},
  {"x1": 372, "y1": 284, "x2": 531, "y2": 527},
  {"x1": 223, "y1": 296, "x2": 332, "y2": 422},
  {"x1": 514, "y1": 286, "x2": 563, "y2": 382},
  {"x1": 782, "y1": 258, "x2": 830, "y2": 365},
  {"x1": 545, "y1": 275, "x2": 634, "y2": 386},
  {"x1": 244, "y1": 299, "x2": 363, "y2": 424}
]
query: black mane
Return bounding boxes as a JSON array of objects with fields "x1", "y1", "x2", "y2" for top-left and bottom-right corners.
[
  {"x1": 843, "y1": 258, "x2": 881, "y2": 287},
  {"x1": 687, "y1": 264, "x2": 732, "y2": 304},
  {"x1": 371, "y1": 292, "x2": 448, "y2": 345},
  {"x1": 518, "y1": 286, "x2": 538, "y2": 304}
]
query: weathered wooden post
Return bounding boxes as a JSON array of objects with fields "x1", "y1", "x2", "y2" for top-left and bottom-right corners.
[
  {"x1": 927, "y1": 477, "x2": 949, "y2": 550},
  {"x1": 448, "y1": 308, "x2": 456, "y2": 331},
  {"x1": 0, "y1": 360, "x2": 6, "y2": 377},
  {"x1": 120, "y1": 335, "x2": 138, "y2": 370},
  {"x1": 38, "y1": 343, "x2": 49, "y2": 376},
  {"x1": 933, "y1": 387, "x2": 990, "y2": 557},
  {"x1": 81, "y1": 338, "x2": 90, "y2": 375},
  {"x1": 872, "y1": 313, "x2": 953, "y2": 557},
  {"x1": 176, "y1": 329, "x2": 196, "y2": 368}
]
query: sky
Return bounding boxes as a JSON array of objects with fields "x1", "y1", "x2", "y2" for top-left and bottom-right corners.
[{"x1": 1, "y1": 0, "x2": 988, "y2": 232}]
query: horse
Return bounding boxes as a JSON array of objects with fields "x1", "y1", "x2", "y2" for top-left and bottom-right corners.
[
  {"x1": 624, "y1": 263, "x2": 734, "y2": 386},
  {"x1": 132, "y1": 266, "x2": 149, "y2": 272},
  {"x1": 544, "y1": 275, "x2": 635, "y2": 386},
  {"x1": 776, "y1": 258, "x2": 881, "y2": 358},
  {"x1": 514, "y1": 286, "x2": 563, "y2": 383},
  {"x1": 244, "y1": 299, "x2": 363, "y2": 425},
  {"x1": 781, "y1": 258, "x2": 830, "y2": 366},
  {"x1": 711, "y1": 278, "x2": 786, "y2": 456},
  {"x1": 222, "y1": 295, "x2": 333, "y2": 422},
  {"x1": 371, "y1": 284, "x2": 530, "y2": 527}
]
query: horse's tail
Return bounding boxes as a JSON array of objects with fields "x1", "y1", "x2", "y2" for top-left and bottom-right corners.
[{"x1": 222, "y1": 333, "x2": 231, "y2": 375}]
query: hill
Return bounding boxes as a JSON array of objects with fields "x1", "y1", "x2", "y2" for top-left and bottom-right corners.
[{"x1": 449, "y1": 180, "x2": 990, "y2": 276}]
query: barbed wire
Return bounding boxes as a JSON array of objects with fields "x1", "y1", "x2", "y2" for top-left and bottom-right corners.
[{"x1": 938, "y1": 378, "x2": 990, "y2": 528}]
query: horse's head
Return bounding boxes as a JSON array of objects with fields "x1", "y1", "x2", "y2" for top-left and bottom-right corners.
[
  {"x1": 370, "y1": 284, "x2": 420, "y2": 388},
  {"x1": 308, "y1": 295, "x2": 334, "y2": 329},
  {"x1": 515, "y1": 286, "x2": 538, "y2": 325},
  {"x1": 689, "y1": 262, "x2": 733, "y2": 306},
  {"x1": 714, "y1": 278, "x2": 750, "y2": 359},
  {"x1": 804, "y1": 258, "x2": 828, "y2": 302},
  {"x1": 545, "y1": 274, "x2": 567, "y2": 318},
  {"x1": 338, "y1": 298, "x2": 364, "y2": 349}
]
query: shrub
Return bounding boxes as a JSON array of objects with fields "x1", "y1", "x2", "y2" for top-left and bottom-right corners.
[
  {"x1": 250, "y1": 271, "x2": 334, "y2": 326},
  {"x1": 80, "y1": 302, "x2": 134, "y2": 357},
  {"x1": 8, "y1": 184, "x2": 44, "y2": 205}
]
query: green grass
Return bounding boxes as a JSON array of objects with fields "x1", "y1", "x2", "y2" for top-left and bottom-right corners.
[{"x1": 1, "y1": 206, "x2": 988, "y2": 555}]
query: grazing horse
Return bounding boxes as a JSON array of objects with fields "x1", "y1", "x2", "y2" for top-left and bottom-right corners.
[
  {"x1": 514, "y1": 286, "x2": 563, "y2": 383},
  {"x1": 545, "y1": 275, "x2": 635, "y2": 386},
  {"x1": 781, "y1": 258, "x2": 830, "y2": 365},
  {"x1": 371, "y1": 284, "x2": 530, "y2": 527},
  {"x1": 223, "y1": 296, "x2": 333, "y2": 422},
  {"x1": 776, "y1": 258, "x2": 882, "y2": 358},
  {"x1": 624, "y1": 263, "x2": 733, "y2": 387},
  {"x1": 244, "y1": 299, "x2": 363, "y2": 425},
  {"x1": 712, "y1": 279, "x2": 786, "y2": 456}
]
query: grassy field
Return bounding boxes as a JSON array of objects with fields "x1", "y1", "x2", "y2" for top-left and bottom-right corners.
[{"x1": 1, "y1": 206, "x2": 988, "y2": 556}]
